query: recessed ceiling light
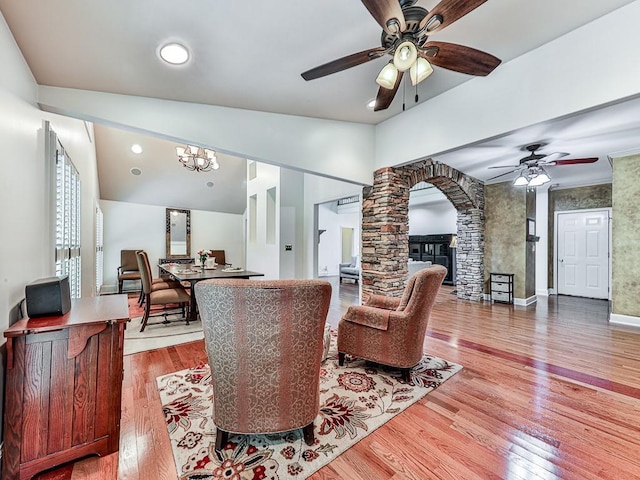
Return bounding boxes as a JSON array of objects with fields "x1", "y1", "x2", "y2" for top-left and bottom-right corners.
[
  {"x1": 205, "y1": 181, "x2": 215, "y2": 188},
  {"x1": 130, "y1": 167, "x2": 142, "y2": 176},
  {"x1": 159, "y1": 43, "x2": 189, "y2": 65},
  {"x1": 131, "y1": 144, "x2": 142, "y2": 154},
  {"x1": 367, "y1": 99, "x2": 376, "y2": 109}
]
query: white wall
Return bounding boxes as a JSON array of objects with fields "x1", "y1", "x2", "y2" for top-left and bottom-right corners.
[
  {"x1": 303, "y1": 174, "x2": 363, "y2": 279},
  {"x1": 0, "y1": 11, "x2": 100, "y2": 328},
  {"x1": 408, "y1": 200, "x2": 457, "y2": 235},
  {"x1": 246, "y1": 162, "x2": 281, "y2": 280},
  {"x1": 38, "y1": 86, "x2": 375, "y2": 186},
  {"x1": 100, "y1": 199, "x2": 244, "y2": 292},
  {"x1": 318, "y1": 201, "x2": 361, "y2": 276}
]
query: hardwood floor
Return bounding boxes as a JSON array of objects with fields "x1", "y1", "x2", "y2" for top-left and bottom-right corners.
[{"x1": 37, "y1": 278, "x2": 640, "y2": 479}]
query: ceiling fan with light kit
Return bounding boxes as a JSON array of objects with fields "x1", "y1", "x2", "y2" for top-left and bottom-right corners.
[
  {"x1": 487, "y1": 143, "x2": 599, "y2": 186},
  {"x1": 301, "y1": 0, "x2": 501, "y2": 111}
]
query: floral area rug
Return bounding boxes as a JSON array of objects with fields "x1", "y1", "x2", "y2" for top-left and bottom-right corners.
[{"x1": 156, "y1": 336, "x2": 462, "y2": 479}]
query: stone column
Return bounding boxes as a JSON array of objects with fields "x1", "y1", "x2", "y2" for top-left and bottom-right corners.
[{"x1": 361, "y1": 168, "x2": 409, "y2": 299}]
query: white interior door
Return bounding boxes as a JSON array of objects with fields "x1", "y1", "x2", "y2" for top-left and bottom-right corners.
[{"x1": 557, "y1": 210, "x2": 610, "y2": 299}]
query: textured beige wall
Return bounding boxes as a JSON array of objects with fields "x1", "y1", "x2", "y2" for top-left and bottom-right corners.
[
  {"x1": 612, "y1": 155, "x2": 640, "y2": 317},
  {"x1": 485, "y1": 183, "x2": 527, "y2": 298},
  {"x1": 525, "y1": 189, "x2": 536, "y2": 298},
  {"x1": 547, "y1": 184, "x2": 612, "y2": 287}
]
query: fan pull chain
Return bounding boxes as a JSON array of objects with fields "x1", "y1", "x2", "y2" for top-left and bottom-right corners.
[
  {"x1": 415, "y1": 81, "x2": 419, "y2": 103},
  {"x1": 402, "y1": 76, "x2": 406, "y2": 111}
]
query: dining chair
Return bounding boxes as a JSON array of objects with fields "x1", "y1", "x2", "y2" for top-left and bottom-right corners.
[
  {"x1": 195, "y1": 279, "x2": 332, "y2": 452},
  {"x1": 136, "y1": 250, "x2": 191, "y2": 332},
  {"x1": 117, "y1": 250, "x2": 141, "y2": 294},
  {"x1": 337, "y1": 265, "x2": 447, "y2": 381}
]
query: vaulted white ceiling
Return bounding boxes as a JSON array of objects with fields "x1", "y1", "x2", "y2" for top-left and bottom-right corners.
[{"x1": 1, "y1": 0, "x2": 639, "y2": 208}]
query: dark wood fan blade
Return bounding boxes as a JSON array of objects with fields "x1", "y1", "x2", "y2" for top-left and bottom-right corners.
[
  {"x1": 374, "y1": 71, "x2": 404, "y2": 111},
  {"x1": 419, "y1": 0, "x2": 486, "y2": 34},
  {"x1": 553, "y1": 157, "x2": 598, "y2": 165},
  {"x1": 301, "y1": 47, "x2": 386, "y2": 81},
  {"x1": 422, "y1": 42, "x2": 501, "y2": 76},
  {"x1": 487, "y1": 169, "x2": 519, "y2": 181},
  {"x1": 361, "y1": 0, "x2": 406, "y2": 34}
]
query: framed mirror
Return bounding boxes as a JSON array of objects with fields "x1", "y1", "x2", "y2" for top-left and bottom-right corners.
[{"x1": 166, "y1": 208, "x2": 191, "y2": 258}]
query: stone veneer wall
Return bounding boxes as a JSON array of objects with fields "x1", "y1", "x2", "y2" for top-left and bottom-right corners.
[{"x1": 361, "y1": 161, "x2": 485, "y2": 301}]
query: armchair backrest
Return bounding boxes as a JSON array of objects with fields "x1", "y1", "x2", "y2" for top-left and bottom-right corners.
[
  {"x1": 120, "y1": 249, "x2": 139, "y2": 272},
  {"x1": 195, "y1": 279, "x2": 332, "y2": 435},
  {"x1": 402, "y1": 265, "x2": 447, "y2": 320},
  {"x1": 135, "y1": 250, "x2": 154, "y2": 295}
]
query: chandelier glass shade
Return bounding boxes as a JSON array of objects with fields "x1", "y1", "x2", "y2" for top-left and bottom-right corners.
[{"x1": 176, "y1": 145, "x2": 219, "y2": 172}]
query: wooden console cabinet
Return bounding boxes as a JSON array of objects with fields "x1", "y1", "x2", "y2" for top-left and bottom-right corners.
[{"x1": 2, "y1": 295, "x2": 129, "y2": 480}]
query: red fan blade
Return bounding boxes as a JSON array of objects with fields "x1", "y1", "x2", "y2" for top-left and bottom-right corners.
[
  {"x1": 422, "y1": 42, "x2": 501, "y2": 76},
  {"x1": 301, "y1": 47, "x2": 386, "y2": 81},
  {"x1": 553, "y1": 157, "x2": 599, "y2": 166},
  {"x1": 374, "y1": 71, "x2": 404, "y2": 111},
  {"x1": 419, "y1": 0, "x2": 486, "y2": 34},
  {"x1": 361, "y1": 0, "x2": 406, "y2": 34}
]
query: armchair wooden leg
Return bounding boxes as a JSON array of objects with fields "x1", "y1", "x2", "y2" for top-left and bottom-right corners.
[
  {"x1": 302, "y1": 422, "x2": 315, "y2": 446},
  {"x1": 401, "y1": 368, "x2": 412, "y2": 383},
  {"x1": 338, "y1": 352, "x2": 345, "y2": 366},
  {"x1": 118, "y1": 280, "x2": 123, "y2": 294},
  {"x1": 215, "y1": 428, "x2": 229, "y2": 453}
]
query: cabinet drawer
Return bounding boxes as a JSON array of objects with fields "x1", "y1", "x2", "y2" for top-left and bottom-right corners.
[
  {"x1": 492, "y1": 291, "x2": 511, "y2": 302},
  {"x1": 491, "y1": 274, "x2": 511, "y2": 283},
  {"x1": 491, "y1": 282, "x2": 511, "y2": 292}
]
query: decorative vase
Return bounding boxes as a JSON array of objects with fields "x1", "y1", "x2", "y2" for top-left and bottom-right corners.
[{"x1": 200, "y1": 258, "x2": 206, "y2": 269}]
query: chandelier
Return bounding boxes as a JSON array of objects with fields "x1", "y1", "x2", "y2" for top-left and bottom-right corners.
[{"x1": 176, "y1": 145, "x2": 219, "y2": 172}]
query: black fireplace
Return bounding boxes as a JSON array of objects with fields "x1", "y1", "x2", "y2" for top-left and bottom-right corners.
[{"x1": 408, "y1": 234, "x2": 456, "y2": 285}]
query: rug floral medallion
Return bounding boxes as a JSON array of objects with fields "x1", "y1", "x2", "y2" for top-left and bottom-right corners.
[{"x1": 156, "y1": 337, "x2": 462, "y2": 480}]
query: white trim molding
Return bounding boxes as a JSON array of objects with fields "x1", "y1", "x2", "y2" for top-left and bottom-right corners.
[
  {"x1": 514, "y1": 295, "x2": 537, "y2": 306},
  {"x1": 536, "y1": 289, "x2": 550, "y2": 297},
  {"x1": 609, "y1": 313, "x2": 640, "y2": 328}
]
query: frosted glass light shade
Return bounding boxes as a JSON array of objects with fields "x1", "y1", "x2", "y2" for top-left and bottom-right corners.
[
  {"x1": 410, "y1": 57, "x2": 433, "y2": 85},
  {"x1": 376, "y1": 62, "x2": 399, "y2": 89},
  {"x1": 513, "y1": 173, "x2": 529, "y2": 186},
  {"x1": 393, "y1": 41, "x2": 418, "y2": 71},
  {"x1": 528, "y1": 171, "x2": 551, "y2": 186}
]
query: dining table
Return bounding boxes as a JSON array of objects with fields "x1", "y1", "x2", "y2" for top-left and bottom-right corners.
[{"x1": 158, "y1": 263, "x2": 264, "y2": 322}]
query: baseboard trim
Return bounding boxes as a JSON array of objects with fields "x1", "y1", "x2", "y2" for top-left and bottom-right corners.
[
  {"x1": 514, "y1": 295, "x2": 537, "y2": 306},
  {"x1": 536, "y1": 289, "x2": 550, "y2": 297},
  {"x1": 609, "y1": 313, "x2": 640, "y2": 327},
  {"x1": 548, "y1": 288, "x2": 557, "y2": 295}
]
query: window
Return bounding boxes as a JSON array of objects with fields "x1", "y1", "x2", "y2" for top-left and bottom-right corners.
[
  {"x1": 55, "y1": 143, "x2": 82, "y2": 298},
  {"x1": 95, "y1": 205, "x2": 103, "y2": 295}
]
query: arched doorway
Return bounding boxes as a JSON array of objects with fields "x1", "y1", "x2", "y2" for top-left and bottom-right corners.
[{"x1": 361, "y1": 160, "x2": 485, "y2": 301}]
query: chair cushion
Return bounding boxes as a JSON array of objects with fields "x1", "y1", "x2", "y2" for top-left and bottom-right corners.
[
  {"x1": 341, "y1": 267, "x2": 359, "y2": 276},
  {"x1": 343, "y1": 305, "x2": 390, "y2": 330},
  {"x1": 118, "y1": 272, "x2": 141, "y2": 281},
  {"x1": 150, "y1": 287, "x2": 190, "y2": 305}
]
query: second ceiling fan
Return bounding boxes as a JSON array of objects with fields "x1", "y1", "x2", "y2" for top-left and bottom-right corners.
[{"x1": 301, "y1": 0, "x2": 501, "y2": 111}]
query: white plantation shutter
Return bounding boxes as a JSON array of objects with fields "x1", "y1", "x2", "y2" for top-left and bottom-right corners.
[
  {"x1": 95, "y1": 205, "x2": 104, "y2": 295},
  {"x1": 55, "y1": 145, "x2": 82, "y2": 298}
]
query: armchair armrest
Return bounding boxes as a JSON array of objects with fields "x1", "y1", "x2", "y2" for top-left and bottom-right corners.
[
  {"x1": 343, "y1": 305, "x2": 390, "y2": 331},
  {"x1": 365, "y1": 294, "x2": 401, "y2": 311}
]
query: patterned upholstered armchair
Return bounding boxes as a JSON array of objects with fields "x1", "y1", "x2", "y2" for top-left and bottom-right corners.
[
  {"x1": 337, "y1": 265, "x2": 447, "y2": 381},
  {"x1": 195, "y1": 279, "x2": 332, "y2": 452}
]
